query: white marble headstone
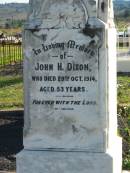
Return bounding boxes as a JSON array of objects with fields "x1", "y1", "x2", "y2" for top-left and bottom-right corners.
[
  {"x1": 23, "y1": 0, "x2": 107, "y2": 152},
  {"x1": 17, "y1": 1, "x2": 122, "y2": 173}
]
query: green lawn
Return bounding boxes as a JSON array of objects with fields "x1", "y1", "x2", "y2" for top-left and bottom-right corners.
[
  {"x1": 117, "y1": 75, "x2": 130, "y2": 170},
  {"x1": 0, "y1": 75, "x2": 23, "y2": 110},
  {"x1": 118, "y1": 76, "x2": 130, "y2": 105}
]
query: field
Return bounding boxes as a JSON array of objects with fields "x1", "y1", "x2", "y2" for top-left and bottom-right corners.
[
  {"x1": 0, "y1": 28, "x2": 22, "y2": 35},
  {"x1": 0, "y1": 3, "x2": 28, "y2": 28},
  {"x1": 117, "y1": 75, "x2": 130, "y2": 170},
  {"x1": 0, "y1": 75, "x2": 23, "y2": 110},
  {"x1": 118, "y1": 76, "x2": 130, "y2": 104}
]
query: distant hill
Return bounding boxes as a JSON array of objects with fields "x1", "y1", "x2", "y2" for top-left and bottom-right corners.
[
  {"x1": 113, "y1": 1, "x2": 130, "y2": 30},
  {"x1": 0, "y1": 3, "x2": 29, "y2": 28},
  {"x1": 114, "y1": 0, "x2": 130, "y2": 16},
  {"x1": 0, "y1": 2, "x2": 129, "y2": 29},
  {"x1": 114, "y1": 0, "x2": 130, "y2": 15}
]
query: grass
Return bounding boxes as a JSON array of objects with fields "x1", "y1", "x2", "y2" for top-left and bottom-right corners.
[
  {"x1": 115, "y1": 19, "x2": 130, "y2": 31},
  {"x1": 0, "y1": 75, "x2": 23, "y2": 110},
  {"x1": 118, "y1": 76, "x2": 130, "y2": 105},
  {"x1": 0, "y1": 28, "x2": 22, "y2": 35},
  {"x1": 117, "y1": 47, "x2": 130, "y2": 52},
  {"x1": 117, "y1": 75, "x2": 130, "y2": 170}
]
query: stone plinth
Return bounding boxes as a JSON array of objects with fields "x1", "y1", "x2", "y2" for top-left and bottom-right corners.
[{"x1": 17, "y1": 137, "x2": 122, "y2": 173}]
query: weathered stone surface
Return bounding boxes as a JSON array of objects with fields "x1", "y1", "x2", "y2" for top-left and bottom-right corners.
[
  {"x1": 17, "y1": 137, "x2": 122, "y2": 173},
  {"x1": 23, "y1": 26, "x2": 107, "y2": 151},
  {"x1": 17, "y1": 151, "x2": 113, "y2": 173},
  {"x1": 17, "y1": 0, "x2": 122, "y2": 173},
  {"x1": 27, "y1": 0, "x2": 97, "y2": 29},
  {"x1": 23, "y1": 0, "x2": 109, "y2": 151}
]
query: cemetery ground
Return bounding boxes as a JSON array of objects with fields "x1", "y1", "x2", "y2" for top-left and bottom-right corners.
[
  {"x1": 0, "y1": 75, "x2": 23, "y2": 110},
  {"x1": 0, "y1": 65, "x2": 23, "y2": 172},
  {"x1": 0, "y1": 65, "x2": 130, "y2": 171},
  {"x1": 117, "y1": 74, "x2": 130, "y2": 170},
  {"x1": 0, "y1": 28, "x2": 22, "y2": 35}
]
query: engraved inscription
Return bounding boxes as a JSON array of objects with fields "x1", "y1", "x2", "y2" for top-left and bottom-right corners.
[{"x1": 30, "y1": 39, "x2": 99, "y2": 111}]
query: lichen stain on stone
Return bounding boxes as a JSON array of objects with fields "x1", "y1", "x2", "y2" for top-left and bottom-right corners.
[
  {"x1": 101, "y1": 2, "x2": 105, "y2": 12},
  {"x1": 50, "y1": 31, "x2": 61, "y2": 41},
  {"x1": 82, "y1": 25, "x2": 101, "y2": 38},
  {"x1": 29, "y1": 0, "x2": 87, "y2": 29},
  {"x1": 42, "y1": 34, "x2": 47, "y2": 41},
  {"x1": 43, "y1": 116, "x2": 77, "y2": 138},
  {"x1": 88, "y1": 0, "x2": 96, "y2": 6},
  {"x1": 80, "y1": 125, "x2": 99, "y2": 134},
  {"x1": 72, "y1": 125, "x2": 79, "y2": 134},
  {"x1": 30, "y1": 28, "x2": 40, "y2": 33}
]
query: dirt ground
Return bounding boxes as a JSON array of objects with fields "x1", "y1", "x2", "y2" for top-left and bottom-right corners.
[
  {"x1": 0, "y1": 63, "x2": 23, "y2": 171},
  {"x1": 0, "y1": 63, "x2": 23, "y2": 76},
  {"x1": 0, "y1": 156, "x2": 16, "y2": 171},
  {"x1": 0, "y1": 110, "x2": 23, "y2": 171}
]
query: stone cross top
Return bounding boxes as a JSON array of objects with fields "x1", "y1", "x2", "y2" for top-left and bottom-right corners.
[{"x1": 17, "y1": 1, "x2": 122, "y2": 173}]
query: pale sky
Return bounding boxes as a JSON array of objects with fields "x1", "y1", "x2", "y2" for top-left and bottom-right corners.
[
  {"x1": 0, "y1": 0, "x2": 29, "y2": 3},
  {"x1": 0, "y1": 0, "x2": 130, "y2": 3}
]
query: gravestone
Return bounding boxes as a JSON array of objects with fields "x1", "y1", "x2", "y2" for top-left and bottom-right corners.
[{"x1": 17, "y1": 0, "x2": 122, "y2": 173}]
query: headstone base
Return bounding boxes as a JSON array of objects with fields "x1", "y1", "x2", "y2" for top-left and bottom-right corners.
[{"x1": 17, "y1": 138, "x2": 122, "y2": 173}]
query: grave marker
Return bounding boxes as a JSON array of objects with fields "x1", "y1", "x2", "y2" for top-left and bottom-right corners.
[{"x1": 17, "y1": 1, "x2": 122, "y2": 173}]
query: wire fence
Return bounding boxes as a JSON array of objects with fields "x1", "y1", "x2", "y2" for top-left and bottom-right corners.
[
  {"x1": 0, "y1": 36, "x2": 23, "y2": 68},
  {"x1": 117, "y1": 33, "x2": 130, "y2": 58}
]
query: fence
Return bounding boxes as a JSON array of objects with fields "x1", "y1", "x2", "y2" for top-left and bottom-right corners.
[
  {"x1": 117, "y1": 32, "x2": 130, "y2": 72},
  {"x1": 0, "y1": 35, "x2": 23, "y2": 68},
  {"x1": 117, "y1": 32, "x2": 130, "y2": 58}
]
